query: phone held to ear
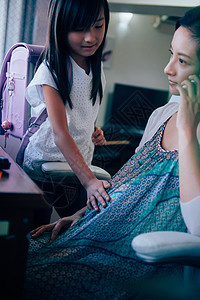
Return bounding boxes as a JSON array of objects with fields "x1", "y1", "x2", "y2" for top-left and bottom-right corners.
[{"x1": 182, "y1": 79, "x2": 197, "y2": 92}]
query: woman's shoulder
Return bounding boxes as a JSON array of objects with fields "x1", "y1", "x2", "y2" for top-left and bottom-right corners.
[
  {"x1": 149, "y1": 100, "x2": 179, "y2": 122},
  {"x1": 135, "y1": 100, "x2": 179, "y2": 152}
]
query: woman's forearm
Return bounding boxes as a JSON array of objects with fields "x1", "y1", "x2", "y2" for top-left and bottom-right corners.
[{"x1": 178, "y1": 130, "x2": 200, "y2": 203}]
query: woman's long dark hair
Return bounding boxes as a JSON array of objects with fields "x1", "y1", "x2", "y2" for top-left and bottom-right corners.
[
  {"x1": 37, "y1": 0, "x2": 110, "y2": 109},
  {"x1": 176, "y1": 6, "x2": 200, "y2": 61}
]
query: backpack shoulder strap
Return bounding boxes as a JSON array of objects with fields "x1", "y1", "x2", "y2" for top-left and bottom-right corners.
[
  {"x1": 16, "y1": 107, "x2": 48, "y2": 166},
  {"x1": 66, "y1": 56, "x2": 73, "y2": 93}
]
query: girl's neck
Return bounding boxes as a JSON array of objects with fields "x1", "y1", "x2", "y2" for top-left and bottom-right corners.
[{"x1": 70, "y1": 55, "x2": 90, "y2": 75}]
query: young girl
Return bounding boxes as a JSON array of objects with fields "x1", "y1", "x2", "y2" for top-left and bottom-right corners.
[
  {"x1": 23, "y1": 6, "x2": 200, "y2": 299},
  {"x1": 23, "y1": 0, "x2": 110, "y2": 226}
]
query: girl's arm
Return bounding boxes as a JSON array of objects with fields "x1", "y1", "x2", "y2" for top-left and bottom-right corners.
[
  {"x1": 43, "y1": 85, "x2": 110, "y2": 211},
  {"x1": 31, "y1": 206, "x2": 87, "y2": 242},
  {"x1": 176, "y1": 75, "x2": 200, "y2": 203}
]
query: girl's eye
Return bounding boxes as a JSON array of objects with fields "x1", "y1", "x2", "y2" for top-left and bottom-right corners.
[
  {"x1": 74, "y1": 28, "x2": 84, "y2": 32},
  {"x1": 95, "y1": 25, "x2": 103, "y2": 29},
  {"x1": 72, "y1": 26, "x2": 85, "y2": 32}
]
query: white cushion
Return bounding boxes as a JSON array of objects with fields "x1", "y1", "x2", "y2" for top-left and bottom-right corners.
[
  {"x1": 41, "y1": 162, "x2": 111, "y2": 181},
  {"x1": 131, "y1": 231, "x2": 200, "y2": 262}
]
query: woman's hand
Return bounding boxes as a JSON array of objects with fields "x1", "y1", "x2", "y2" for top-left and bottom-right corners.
[
  {"x1": 176, "y1": 75, "x2": 200, "y2": 203},
  {"x1": 85, "y1": 178, "x2": 110, "y2": 212},
  {"x1": 176, "y1": 74, "x2": 200, "y2": 137},
  {"x1": 92, "y1": 126, "x2": 106, "y2": 146},
  {"x1": 31, "y1": 215, "x2": 81, "y2": 242}
]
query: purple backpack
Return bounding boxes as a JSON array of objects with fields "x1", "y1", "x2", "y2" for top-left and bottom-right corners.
[
  {"x1": 0, "y1": 43, "x2": 46, "y2": 165},
  {"x1": 0, "y1": 43, "x2": 73, "y2": 166}
]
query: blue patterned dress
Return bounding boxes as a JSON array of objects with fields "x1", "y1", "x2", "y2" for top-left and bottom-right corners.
[{"x1": 23, "y1": 123, "x2": 187, "y2": 299}]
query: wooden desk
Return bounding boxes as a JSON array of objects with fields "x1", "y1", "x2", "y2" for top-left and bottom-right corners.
[{"x1": 0, "y1": 146, "x2": 46, "y2": 299}]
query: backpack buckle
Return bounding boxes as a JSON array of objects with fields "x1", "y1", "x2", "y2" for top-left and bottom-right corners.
[{"x1": 6, "y1": 72, "x2": 25, "y2": 96}]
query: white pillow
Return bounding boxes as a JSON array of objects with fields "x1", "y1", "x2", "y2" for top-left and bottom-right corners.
[{"x1": 131, "y1": 231, "x2": 200, "y2": 262}]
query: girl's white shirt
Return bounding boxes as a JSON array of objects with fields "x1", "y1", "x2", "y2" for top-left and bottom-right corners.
[
  {"x1": 23, "y1": 58, "x2": 105, "y2": 179},
  {"x1": 136, "y1": 95, "x2": 200, "y2": 236}
]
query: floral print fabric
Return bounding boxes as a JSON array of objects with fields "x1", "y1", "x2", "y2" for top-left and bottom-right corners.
[{"x1": 23, "y1": 122, "x2": 186, "y2": 299}]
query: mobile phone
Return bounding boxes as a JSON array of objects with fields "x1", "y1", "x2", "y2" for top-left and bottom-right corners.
[
  {"x1": 182, "y1": 79, "x2": 196, "y2": 93},
  {"x1": 0, "y1": 157, "x2": 11, "y2": 169}
]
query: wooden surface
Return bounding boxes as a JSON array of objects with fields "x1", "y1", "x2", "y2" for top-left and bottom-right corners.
[
  {"x1": 0, "y1": 146, "x2": 46, "y2": 299},
  {"x1": 105, "y1": 140, "x2": 130, "y2": 145},
  {"x1": 0, "y1": 146, "x2": 45, "y2": 207}
]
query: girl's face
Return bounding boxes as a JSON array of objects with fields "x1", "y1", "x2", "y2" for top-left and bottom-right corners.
[
  {"x1": 164, "y1": 26, "x2": 200, "y2": 95},
  {"x1": 67, "y1": 8, "x2": 105, "y2": 65}
]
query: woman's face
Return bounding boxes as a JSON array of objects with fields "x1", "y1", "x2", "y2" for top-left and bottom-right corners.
[
  {"x1": 164, "y1": 26, "x2": 200, "y2": 95},
  {"x1": 67, "y1": 7, "x2": 105, "y2": 64}
]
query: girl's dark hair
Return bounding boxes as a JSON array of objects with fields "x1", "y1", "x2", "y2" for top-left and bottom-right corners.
[
  {"x1": 176, "y1": 6, "x2": 200, "y2": 60},
  {"x1": 37, "y1": 0, "x2": 110, "y2": 109}
]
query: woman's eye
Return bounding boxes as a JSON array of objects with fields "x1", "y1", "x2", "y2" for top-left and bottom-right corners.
[
  {"x1": 179, "y1": 58, "x2": 186, "y2": 64},
  {"x1": 169, "y1": 49, "x2": 173, "y2": 56}
]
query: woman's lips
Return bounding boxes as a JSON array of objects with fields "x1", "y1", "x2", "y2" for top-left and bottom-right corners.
[{"x1": 168, "y1": 80, "x2": 177, "y2": 86}]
